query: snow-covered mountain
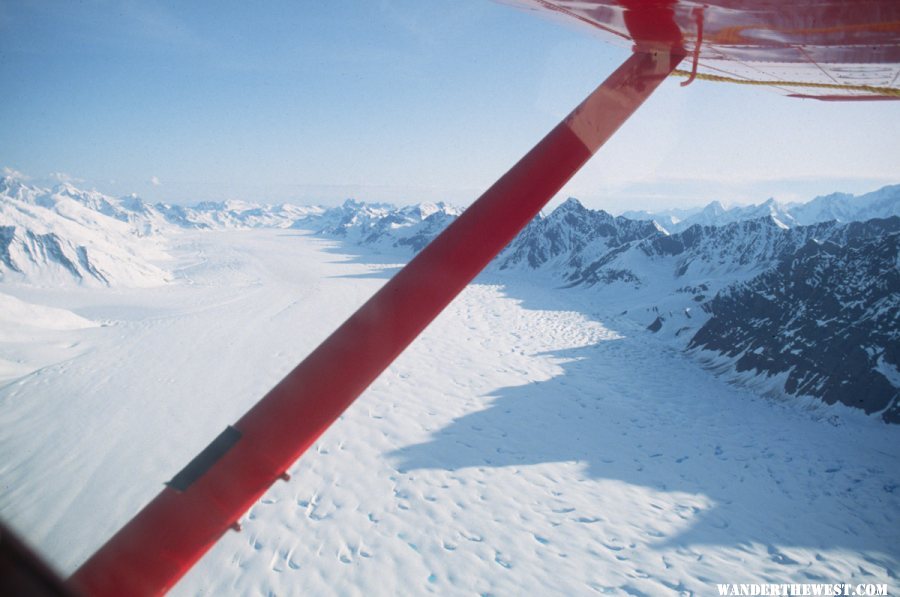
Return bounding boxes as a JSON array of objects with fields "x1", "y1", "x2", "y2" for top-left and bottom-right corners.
[
  {"x1": 576, "y1": 215, "x2": 900, "y2": 289},
  {"x1": 625, "y1": 184, "x2": 900, "y2": 232},
  {"x1": 496, "y1": 198, "x2": 663, "y2": 276},
  {"x1": 620, "y1": 206, "x2": 701, "y2": 230},
  {"x1": 305, "y1": 199, "x2": 462, "y2": 253},
  {"x1": 156, "y1": 199, "x2": 322, "y2": 230},
  {"x1": 787, "y1": 185, "x2": 900, "y2": 225},
  {"x1": 515, "y1": 209, "x2": 900, "y2": 423},
  {"x1": 688, "y1": 198, "x2": 796, "y2": 230},
  {"x1": 308, "y1": 197, "x2": 665, "y2": 276},
  {"x1": 690, "y1": 221, "x2": 900, "y2": 423},
  {"x1": 0, "y1": 176, "x2": 324, "y2": 285},
  {"x1": 0, "y1": 177, "x2": 170, "y2": 286}
]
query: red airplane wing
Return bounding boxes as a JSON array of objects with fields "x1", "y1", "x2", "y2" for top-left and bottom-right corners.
[{"x1": 504, "y1": 0, "x2": 900, "y2": 99}]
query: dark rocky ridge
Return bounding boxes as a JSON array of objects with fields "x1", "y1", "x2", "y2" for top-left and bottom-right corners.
[
  {"x1": 690, "y1": 224, "x2": 900, "y2": 423},
  {"x1": 497, "y1": 198, "x2": 662, "y2": 277}
]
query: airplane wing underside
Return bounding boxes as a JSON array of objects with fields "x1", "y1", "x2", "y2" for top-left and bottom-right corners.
[{"x1": 504, "y1": 0, "x2": 900, "y2": 99}]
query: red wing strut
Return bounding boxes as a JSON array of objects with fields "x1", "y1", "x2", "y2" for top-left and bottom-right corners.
[{"x1": 67, "y1": 46, "x2": 684, "y2": 596}]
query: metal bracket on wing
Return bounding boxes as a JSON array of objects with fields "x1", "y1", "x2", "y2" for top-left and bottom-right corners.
[{"x1": 681, "y1": 7, "x2": 705, "y2": 87}]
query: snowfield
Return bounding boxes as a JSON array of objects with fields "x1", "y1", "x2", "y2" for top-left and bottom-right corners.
[{"x1": 0, "y1": 228, "x2": 897, "y2": 595}]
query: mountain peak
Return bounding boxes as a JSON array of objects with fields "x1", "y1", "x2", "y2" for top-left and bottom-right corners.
[
  {"x1": 557, "y1": 197, "x2": 585, "y2": 212},
  {"x1": 0, "y1": 175, "x2": 27, "y2": 193},
  {"x1": 52, "y1": 181, "x2": 83, "y2": 196},
  {"x1": 703, "y1": 200, "x2": 726, "y2": 215},
  {"x1": 119, "y1": 194, "x2": 148, "y2": 212},
  {"x1": 341, "y1": 198, "x2": 366, "y2": 209}
]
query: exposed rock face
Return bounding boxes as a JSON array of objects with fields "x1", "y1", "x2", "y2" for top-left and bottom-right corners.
[
  {"x1": 497, "y1": 198, "x2": 662, "y2": 278},
  {"x1": 690, "y1": 222, "x2": 900, "y2": 423}
]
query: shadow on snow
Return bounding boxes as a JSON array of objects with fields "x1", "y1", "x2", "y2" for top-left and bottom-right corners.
[{"x1": 312, "y1": 233, "x2": 900, "y2": 564}]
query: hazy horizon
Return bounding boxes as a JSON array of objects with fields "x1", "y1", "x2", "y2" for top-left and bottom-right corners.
[{"x1": 4, "y1": 165, "x2": 897, "y2": 217}]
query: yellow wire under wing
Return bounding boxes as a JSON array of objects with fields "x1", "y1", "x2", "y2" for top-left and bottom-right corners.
[{"x1": 670, "y1": 69, "x2": 900, "y2": 98}]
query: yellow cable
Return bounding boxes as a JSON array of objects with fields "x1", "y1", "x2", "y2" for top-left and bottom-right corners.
[{"x1": 670, "y1": 69, "x2": 900, "y2": 97}]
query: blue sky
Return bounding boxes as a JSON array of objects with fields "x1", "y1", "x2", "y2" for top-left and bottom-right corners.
[{"x1": 1, "y1": 0, "x2": 898, "y2": 212}]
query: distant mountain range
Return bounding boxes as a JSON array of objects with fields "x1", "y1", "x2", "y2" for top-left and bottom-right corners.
[
  {"x1": 621, "y1": 184, "x2": 900, "y2": 232},
  {"x1": 298, "y1": 199, "x2": 461, "y2": 253},
  {"x1": 2, "y1": 175, "x2": 898, "y2": 422}
]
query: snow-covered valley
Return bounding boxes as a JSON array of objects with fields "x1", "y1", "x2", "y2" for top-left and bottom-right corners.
[{"x1": 1, "y1": 226, "x2": 897, "y2": 595}]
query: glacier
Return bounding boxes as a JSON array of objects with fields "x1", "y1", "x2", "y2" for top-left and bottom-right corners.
[{"x1": 0, "y1": 176, "x2": 898, "y2": 594}]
